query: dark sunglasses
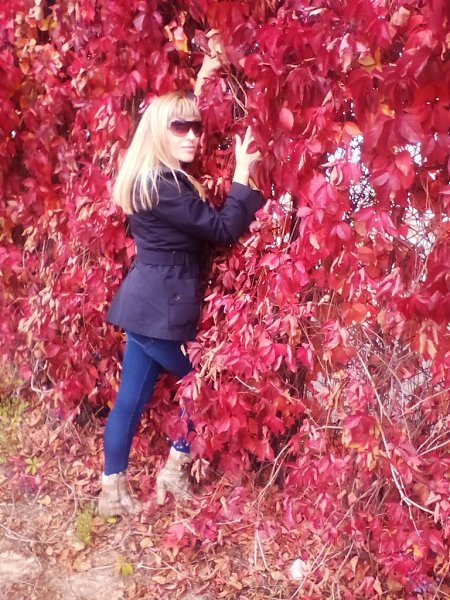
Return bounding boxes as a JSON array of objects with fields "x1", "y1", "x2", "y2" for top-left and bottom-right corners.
[{"x1": 168, "y1": 119, "x2": 203, "y2": 137}]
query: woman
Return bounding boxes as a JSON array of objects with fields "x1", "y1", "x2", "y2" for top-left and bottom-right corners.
[{"x1": 99, "y1": 56, "x2": 263, "y2": 518}]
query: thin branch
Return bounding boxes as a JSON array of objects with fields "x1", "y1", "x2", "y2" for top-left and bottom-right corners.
[
  {"x1": 357, "y1": 352, "x2": 434, "y2": 518},
  {"x1": 418, "y1": 438, "x2": 450, "y2": 456},
  {"x1": 288, "y1": 543, "x2": 332, "y2": 599},
  {"x1": 254, "y1": 528, "x2": 269, "y2": 570}
]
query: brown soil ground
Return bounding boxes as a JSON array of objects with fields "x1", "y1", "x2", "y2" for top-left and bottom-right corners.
[{"x1": 0, "y1": 399, "x2": 308, "y2": 600}]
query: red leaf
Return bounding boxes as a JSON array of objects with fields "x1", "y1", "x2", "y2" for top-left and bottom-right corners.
[
  {"x1": 335, "y1": 222, "x2": 352, "y2": 242},
  {"x1": 279, "y1": 107, "x2": 294, "y2": 131}
]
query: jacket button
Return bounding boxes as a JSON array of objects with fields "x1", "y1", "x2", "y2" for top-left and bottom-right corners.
[{"x1": 174, "y1": 293, "x2": 180, "y2": 301}]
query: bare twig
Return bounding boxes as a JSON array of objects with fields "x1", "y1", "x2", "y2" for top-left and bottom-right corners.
[
  {"x1": 57, "y1": 457, "x2": 79, "y2": 523},
  {"x1": 288, "y1": 543, "x2": 332, "y2": 599},
  {"x1": 0, "y1": 522, "x2": 53, "y2": 546},
  {"x1": 357, "y1": 352, "x2": 434, "y2": 519},
  {"x1": 419, "y1": 437, "x2": 450, "y2": 456},
  {"x1": 254, "y1": 528, "x2": 269, "y2": 570}
]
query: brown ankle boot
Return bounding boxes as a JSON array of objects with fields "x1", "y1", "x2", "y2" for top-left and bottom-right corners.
[
  {"x1": 155, "y1": 447, "x2": 193, "y2": 505},
  {"x1": 98, "y1": 471, "x2": 142, "y2": 518}
]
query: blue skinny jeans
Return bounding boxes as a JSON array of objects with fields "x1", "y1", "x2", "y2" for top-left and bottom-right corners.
[{"x1": 103, "y1": 331, "x2": 192, "y2": 476}]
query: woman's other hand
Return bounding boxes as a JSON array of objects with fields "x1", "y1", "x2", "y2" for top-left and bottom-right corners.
[
  {"x1": 193, "y1": 29, "x2": 224, "y2": 96},
  {"x1": 205, "y1": 29, "x2": 225, "y2": 70}
]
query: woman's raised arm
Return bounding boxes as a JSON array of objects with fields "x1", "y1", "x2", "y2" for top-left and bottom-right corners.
[{"x1": 193, "y1": 30, "x2": 224, "y2": 96}]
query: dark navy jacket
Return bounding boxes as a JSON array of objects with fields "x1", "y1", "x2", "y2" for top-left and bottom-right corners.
[{"x1": 106, "y1": 169, "x2": 264, "y2": 340}]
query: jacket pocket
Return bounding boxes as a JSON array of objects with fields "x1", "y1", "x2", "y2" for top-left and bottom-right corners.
[{"x1": 167, "y1": 278, "x2": 200, "y2": 329}]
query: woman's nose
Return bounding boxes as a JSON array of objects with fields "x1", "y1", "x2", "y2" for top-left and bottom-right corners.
[{"x1": 185, "y1": 128, "x2": 197, "y2": 140}]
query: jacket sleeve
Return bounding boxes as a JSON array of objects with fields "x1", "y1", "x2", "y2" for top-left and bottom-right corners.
[{"x1": 148, "y1": 175, "x2": 264, "y2": 245}]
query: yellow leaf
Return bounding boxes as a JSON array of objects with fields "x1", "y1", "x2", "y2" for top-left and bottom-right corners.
[
  {"x1": 353, "y1": 220, "x2": 367, "y2": 236},
  {"x1": 309, "y1": 233, "x2": 320, "y2": 250},
  {"x1": 72, "y1": 555, "x2": 92, "y2": 572},
  {"x1": 380, "y1": 102, "x2": 395, "y2": 117},
  {"x1": 343, "y1": 121, "x2": 362, "y2": 137},
  {"x1": 373, "y1": 577, "x2": 383, "y2": 595},
  {"x1": 228, "y1": 576, "x2": 243, "y2": 590},
  {"x1": 359, "y1": 48, "x2": 381, "y2": 71},
  {"x1": 121, "y1": 562, "x2": 133, "y2": 577},
  {"x1": 391, "y1": 7, "x2": 411, "y2": 27},
  {"x1": 427, "y1": 338, "x2": 437, "y2": 359},
  {"x1": 173, "y1": 26, "x2": 188, "y2": 53},
  {"x1": 377, "y1": 309, "x2": 386, "y2": 327},
  {"x1": 386, "y1": 574, "x2": 403, "y2": 592},
  {"x1": 367, "y1": 451, "x2": 378, "y2": 471},
  {"x1": 348, "y1": 492, "x2": 357, "y2": 506},
  {"x1": 359, "y1": 54, "x2": 376, "y2": 66},
  {"x1": 419, "y1": 331, "x2": 427, "y2": 355}
]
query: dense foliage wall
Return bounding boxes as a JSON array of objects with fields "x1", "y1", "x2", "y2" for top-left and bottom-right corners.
[{"x1": 1, "y1": 0, "x2": 449, "y2": 596}]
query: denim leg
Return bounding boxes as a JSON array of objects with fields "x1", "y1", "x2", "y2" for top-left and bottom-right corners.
[
  {"x1": 104, "y1": 335, "x2": 162, "y2": 475},
  {"x1": 127, "y1": 332, "x2": 192, "y2": 379},
  {"x1": 127, "y1": 333, "x2": 194, "y2": 454}
]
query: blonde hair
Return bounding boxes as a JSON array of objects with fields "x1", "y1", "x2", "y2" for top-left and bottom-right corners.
[{"x1": 112, "y1": 91, "x2": 205, "y2": 214}]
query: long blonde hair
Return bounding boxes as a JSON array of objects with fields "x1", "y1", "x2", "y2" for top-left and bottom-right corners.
[{"x1": 113, "y1": 91, "x2": 205, "y2": 214}]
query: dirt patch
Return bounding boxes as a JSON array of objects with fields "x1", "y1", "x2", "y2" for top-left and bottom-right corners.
[
  {"x1": 0, "y1": 404, "x2": 307, "y2": 600},
  {"x1": 50, "y1": 569, "x2": 125, "y2": 600},
  {"x1": 0, "y1": 523, "x2": 123, "y2": 600},
  {"x1": 0, "y1": 541, "x2": 42, "y2": 595}
]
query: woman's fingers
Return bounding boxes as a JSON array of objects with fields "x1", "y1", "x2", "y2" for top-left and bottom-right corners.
[
  {"x1": 247, "y1": 150, "x2": 262, "y2": 163},
  {"x1": 202, "y1": 53, "x2": 222, "y2": 71},
  {"x1": 206, "y1": 29, "x2": 223, "y2": 59},
  {"x1": 235, "y1": 127, "x2": 261, "y2": 165},
  {"x1": 243, "y1": 125, "x2": 253, "y2": 143},
  {"x1": 206, "y1": 28, "x2": 220, "y2": 39},
  {"x1": 234, "y1": 134, "x2": 242, "y2": 153},
  {"x1": 238, "y1": 127, "x2": 252, "y2": 152}
]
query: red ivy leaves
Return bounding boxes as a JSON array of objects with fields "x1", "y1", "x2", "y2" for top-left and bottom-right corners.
[{"x1": 2, "y1": 0, "x2": 449, "y2": 595}]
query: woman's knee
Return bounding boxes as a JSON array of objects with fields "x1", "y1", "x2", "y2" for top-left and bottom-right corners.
[{"x1": 145, "y1": 339, "x2": 192, "y2": 378}]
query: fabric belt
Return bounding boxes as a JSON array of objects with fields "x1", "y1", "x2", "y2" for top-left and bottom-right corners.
[{"x1": 135, "y1": 249, "x2": 198, "y2": 266}]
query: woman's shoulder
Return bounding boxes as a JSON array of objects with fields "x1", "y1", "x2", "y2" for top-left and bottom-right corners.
[
  {"x1": 159, "y1": 166, "x2": 189, "y2": 181},
  {"x1": 137, "y1": 167, "x2": 189, "y2": 186},
  {"x1": 157, "y1": 167, "x2": 195, "y2": 192},
  {"x1": 132, "y1": 168, "x2": 196, "y2": 212}
]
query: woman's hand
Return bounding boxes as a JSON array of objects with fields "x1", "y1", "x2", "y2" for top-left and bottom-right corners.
[
  {"x1": 235, "y1": 126, "x2": 261, "y2": 170},
  {"x1": 233, "y1": 126, "x2": 262, "y2": 186},
  {"x1": 193, "y1": 29, "x2": 225, "y2": 96},
  {"x1": 204, "y1": 29, "x2": 224, "y2": 70}
]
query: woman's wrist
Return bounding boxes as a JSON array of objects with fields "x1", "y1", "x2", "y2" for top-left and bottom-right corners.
[
  {"x1": 193, "y1": 59, "x2": 221, "y2": 96},
  {"x1": 193, "y1": 68, "x2": 206, "y2": 96},
  {"x1": 232, "y1": 166, "x2": 250, "y2": 186}
]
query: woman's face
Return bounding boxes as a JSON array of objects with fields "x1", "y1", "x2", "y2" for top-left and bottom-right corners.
[{"x1": 167, "y1": 118, "x2": 202, "y2": 164}]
